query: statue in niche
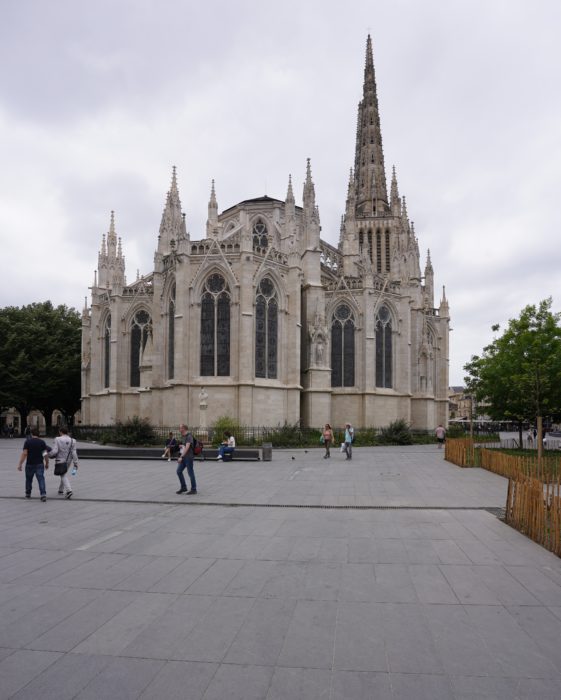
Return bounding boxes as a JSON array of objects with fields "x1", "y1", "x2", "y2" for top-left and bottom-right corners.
[
  {"x1": 199, "y1": 387, "x2": 209, "y2": 430},
  {"x1": 199, "y1": 387, "x2": 208, "y2": 409}
]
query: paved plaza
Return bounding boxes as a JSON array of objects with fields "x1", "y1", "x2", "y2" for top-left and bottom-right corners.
[{"x1": 1, "y1": 441, "x2": 561, "y2": 699}]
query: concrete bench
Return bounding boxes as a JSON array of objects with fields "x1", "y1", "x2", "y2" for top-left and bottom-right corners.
[{"x1": 78, "y1": 446, "x2": 264, "y2": 461}]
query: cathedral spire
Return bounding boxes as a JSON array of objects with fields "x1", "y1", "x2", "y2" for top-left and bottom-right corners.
[
  {"x1": 159, "y1": 166, "x2": 185, "y2": 251},
  {"x1": 353, "y1": 34, "x2": 388, "y2": 217},
  {"x1": 286, "y1": 173, "x2": 295, "y2": 204},
  {"x1": 206, "y1": 179, "x2": 219, "y2": 237},
  {"x1": 424, "y1": 249, "x2": 434, "y2": 306},
  {"x1": 107, "y1": 210, "x2": 117, "y2": 258},
  {"x1": 303, "y1": 158, "x2": 316, "y2": 211},
  {"x1": 97, "y1": 210, "x2": 126, "y2": 290}
]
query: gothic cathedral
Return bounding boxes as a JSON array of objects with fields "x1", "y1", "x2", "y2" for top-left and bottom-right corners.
[{"x1": 81, "y1": 37, "x2": 450, "y2": 429}]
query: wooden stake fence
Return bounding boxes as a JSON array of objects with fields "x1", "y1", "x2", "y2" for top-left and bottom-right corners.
[
  {"x1": 505, "y1": 473, "x2": 561, "y2": 557},
  {"x1": 446, "y1": 438, "x2": 561, "y2": 558}
]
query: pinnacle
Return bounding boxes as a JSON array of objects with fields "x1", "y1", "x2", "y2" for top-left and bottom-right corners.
[{"x1": 286, "y1": 174, "x2": 294, "y2": 202}]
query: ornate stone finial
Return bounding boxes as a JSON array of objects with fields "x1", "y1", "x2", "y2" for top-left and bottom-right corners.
[
  {"x1": 303, "y1": 158, "x2": 316, "y2": 209},
  {"x1": 136, "y1": 269, "x2": 140, "y2": 281},
  {"x1": 401, "y1": 196, "x2": 409, "y2": 225},
  {"x1": 390, "y1": 165, "x2": 399, "y2": 205},
  {"x1": 425, "y1": 249, "x2": 433, "y2": 270},
  {"x1": 117, "y1": 237, "x2": 123, "y2": 259},
  {"x1": 286, "y1": 174, "x2": 294, "y2": 203},
  {"x1": 100, "y1": 233, "x2": 106, "y2": 256}
]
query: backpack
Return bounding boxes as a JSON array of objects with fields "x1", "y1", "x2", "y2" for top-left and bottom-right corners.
[{"x1": 192, "y1": 436, "x2": 203, "y2": 455}]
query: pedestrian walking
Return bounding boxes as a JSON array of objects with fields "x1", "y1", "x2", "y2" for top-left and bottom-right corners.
[
  {"x1": 17, "y1": 427, "x2": 49, "y2": 501},
  {"x1": 176, "y1": 423, "x2": 197, "y2": 495},
  {"x1": 321, "y1": 423, "x2": 334, "y2": 459},
  {"x1": 48, "y1": 427, "x2": 78, "y2": 499},
  {"x1": 343, "y1": 422, "x2": 354, "y2": 460},
  {"x1": 435, "y1": 424, "x2": 446, "y2": 448}
]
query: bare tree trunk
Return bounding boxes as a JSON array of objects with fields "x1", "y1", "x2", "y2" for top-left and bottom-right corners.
[{"x1": 537, "y1": 415, "x2": 543, "y2": 461}]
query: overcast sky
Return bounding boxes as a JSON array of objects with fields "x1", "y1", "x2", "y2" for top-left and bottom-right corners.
[{"x1": 1, "y1": 0, "x2": 560, "y2": 385}]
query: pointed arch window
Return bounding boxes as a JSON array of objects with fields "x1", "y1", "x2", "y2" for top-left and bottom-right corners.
[
  {"x1": 331, "y1": 304, "x2": 355, "y2": 387},
  {"x1": 200, "y1": 273, "x2": 231, "y2": 376},
  {"x1": 103, "y1": 314, "x2": 111, "y2": 388},
  {"x1": 376, "y1": 230, "x2": 382, "y2": 273},
  {"x1": 252, "y1": 220, "x2": 268, "y2": 250},
  {"x1": 255, "y1": 277, "x2": 278, "y2": 378},
  {"x1": 359, "y1": 230, "x2": 364, "y2": 255},
  {"x1": 168, "y1": 283, "x2": 176, "y2": 380},
  {"x1": 130, "y1": 310, "x2": 151, "y2": 387},
  {"x1": 376, "y1": 305, "x2": 392, "y2": 388},
  {"x1": 385, "y1": 230, "x2": 391, "y2": 272}
]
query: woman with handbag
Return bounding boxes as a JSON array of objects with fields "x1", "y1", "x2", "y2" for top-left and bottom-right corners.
[
  {"x1": 48, "y1": 427, "x2": 79, "y2": 499},
  {"x1": 321, "y1": 423, "x2": 334, "y2": 459}
]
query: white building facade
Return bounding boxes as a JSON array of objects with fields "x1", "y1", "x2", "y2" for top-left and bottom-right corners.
[{"x1": 81, "y1": 37, "x2": 450, "y2": 429}]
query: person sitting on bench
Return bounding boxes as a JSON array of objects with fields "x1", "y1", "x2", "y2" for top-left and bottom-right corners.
[
  {"x1": 217, "y1": 431, "x2": 236, "y2": 460},
  {"x1": 162, "y1": 432, "x2": 178, "y2": 461}
]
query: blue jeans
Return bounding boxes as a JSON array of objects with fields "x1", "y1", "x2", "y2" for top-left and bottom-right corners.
[
  {"x1": 25, "y1": 463, "x2": 46, "y2": 496},
  {"x1": 177, "y1": 455, "x2": 197, "y2": 491},
  {"x1": 218, "y1": 445, "x2": 234, "y2": 460}
]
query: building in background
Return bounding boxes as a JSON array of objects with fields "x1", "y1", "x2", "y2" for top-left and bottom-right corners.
[{"x1": 81, "y1": 37, "x2": 450, "y2": 429}]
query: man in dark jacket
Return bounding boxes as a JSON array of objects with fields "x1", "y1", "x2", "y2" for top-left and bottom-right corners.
[{"x1": 17, "y1": 427, "x2": 49, "y2": 501}]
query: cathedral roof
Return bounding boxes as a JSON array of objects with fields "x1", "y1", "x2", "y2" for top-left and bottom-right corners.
[{"x1": 222, "y1": 195, "x2": 302, "y2": 214}]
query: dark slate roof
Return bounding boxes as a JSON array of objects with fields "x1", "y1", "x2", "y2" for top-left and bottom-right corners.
[{"x1": 222, "y1": 195, "x2": 302, "y2": 215}]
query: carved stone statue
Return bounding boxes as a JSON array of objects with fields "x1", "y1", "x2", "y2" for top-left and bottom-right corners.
[
  {"x1": 199, "y1": 386, "x2": 209, "y2": 428},
  {"x1": 199, "y1": 386, "x2": 208, "y2": 409}
]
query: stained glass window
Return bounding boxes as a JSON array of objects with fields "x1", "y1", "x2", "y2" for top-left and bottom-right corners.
[
  {"x1": 103, "y1": 314, "x2": 111, "y2": 388},
  {"x1": 375, "y1": 305, "x2": 392, "y2": 388},
  {"x1": 331, "y1": 304, "x2": 355, "y2": 387},
  {"x1": 130, "y1": 310, "x2": 151, "y2": 387},
  {"x1": 255, "y1": 277, "x2": 278, "y2": 378},
  {"x1": 168, "y1": 283, "x2": 175, "y2": 380},
  {"x1": 200, "y1": 274, "x2": 231, "y2": 376},
  {"x1": 385, "y1": 230, "x2": 391, "y2": 272}
]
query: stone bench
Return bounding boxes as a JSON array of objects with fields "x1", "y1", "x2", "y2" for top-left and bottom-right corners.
[{"x1": 78, "y1": 446, "x2": 264, "y2": 461}]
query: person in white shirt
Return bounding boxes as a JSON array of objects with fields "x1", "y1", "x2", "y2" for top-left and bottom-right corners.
[
  {"x1": 217, "y1": 431, "x2": 236, "y2": 460},
  {"x1": 435, "y1": 424, "x2": 446, "y2": 448},
  {"x1": 343, "y1": 423, "x2": 354, "y2": 460},
  {"x1": 48, "y1": 427, "x2": 79, "y2": 498}
]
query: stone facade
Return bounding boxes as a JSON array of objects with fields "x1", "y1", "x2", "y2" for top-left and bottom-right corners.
[{"x1": 81, "y1": 36, "x2": 450, "y2": 429}]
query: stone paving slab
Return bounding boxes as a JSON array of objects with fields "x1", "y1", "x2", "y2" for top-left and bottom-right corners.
[
  {"x1": 1, "y1": 441, "x2": 561, "y2": 698},
  {"x1": 1, "y1": 440, "x2": 506, "y2": 507}
]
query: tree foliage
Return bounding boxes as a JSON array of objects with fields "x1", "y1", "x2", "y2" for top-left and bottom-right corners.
[
  {"x1": 464, "y1": 299, "x2": 561, "y2": 425},
  {"x1": 0, "y1": 302, "x2": 82, "y2": 427}
]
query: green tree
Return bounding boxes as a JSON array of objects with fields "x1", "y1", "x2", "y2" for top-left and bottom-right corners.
[
  {"x1": 0, "y1": 302, "x2": 82, "y2": 429},
  {"x1": 464, "y1": 299, "x2": 561, "y2": 449}
]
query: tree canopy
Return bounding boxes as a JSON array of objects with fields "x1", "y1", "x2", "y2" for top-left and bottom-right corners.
[
  {"x1": 464, "y1": 299, "x2": 561, "y2": 426},
  {"x1": 0, "y1": 302, "x2": 82, "y2": 428}
]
